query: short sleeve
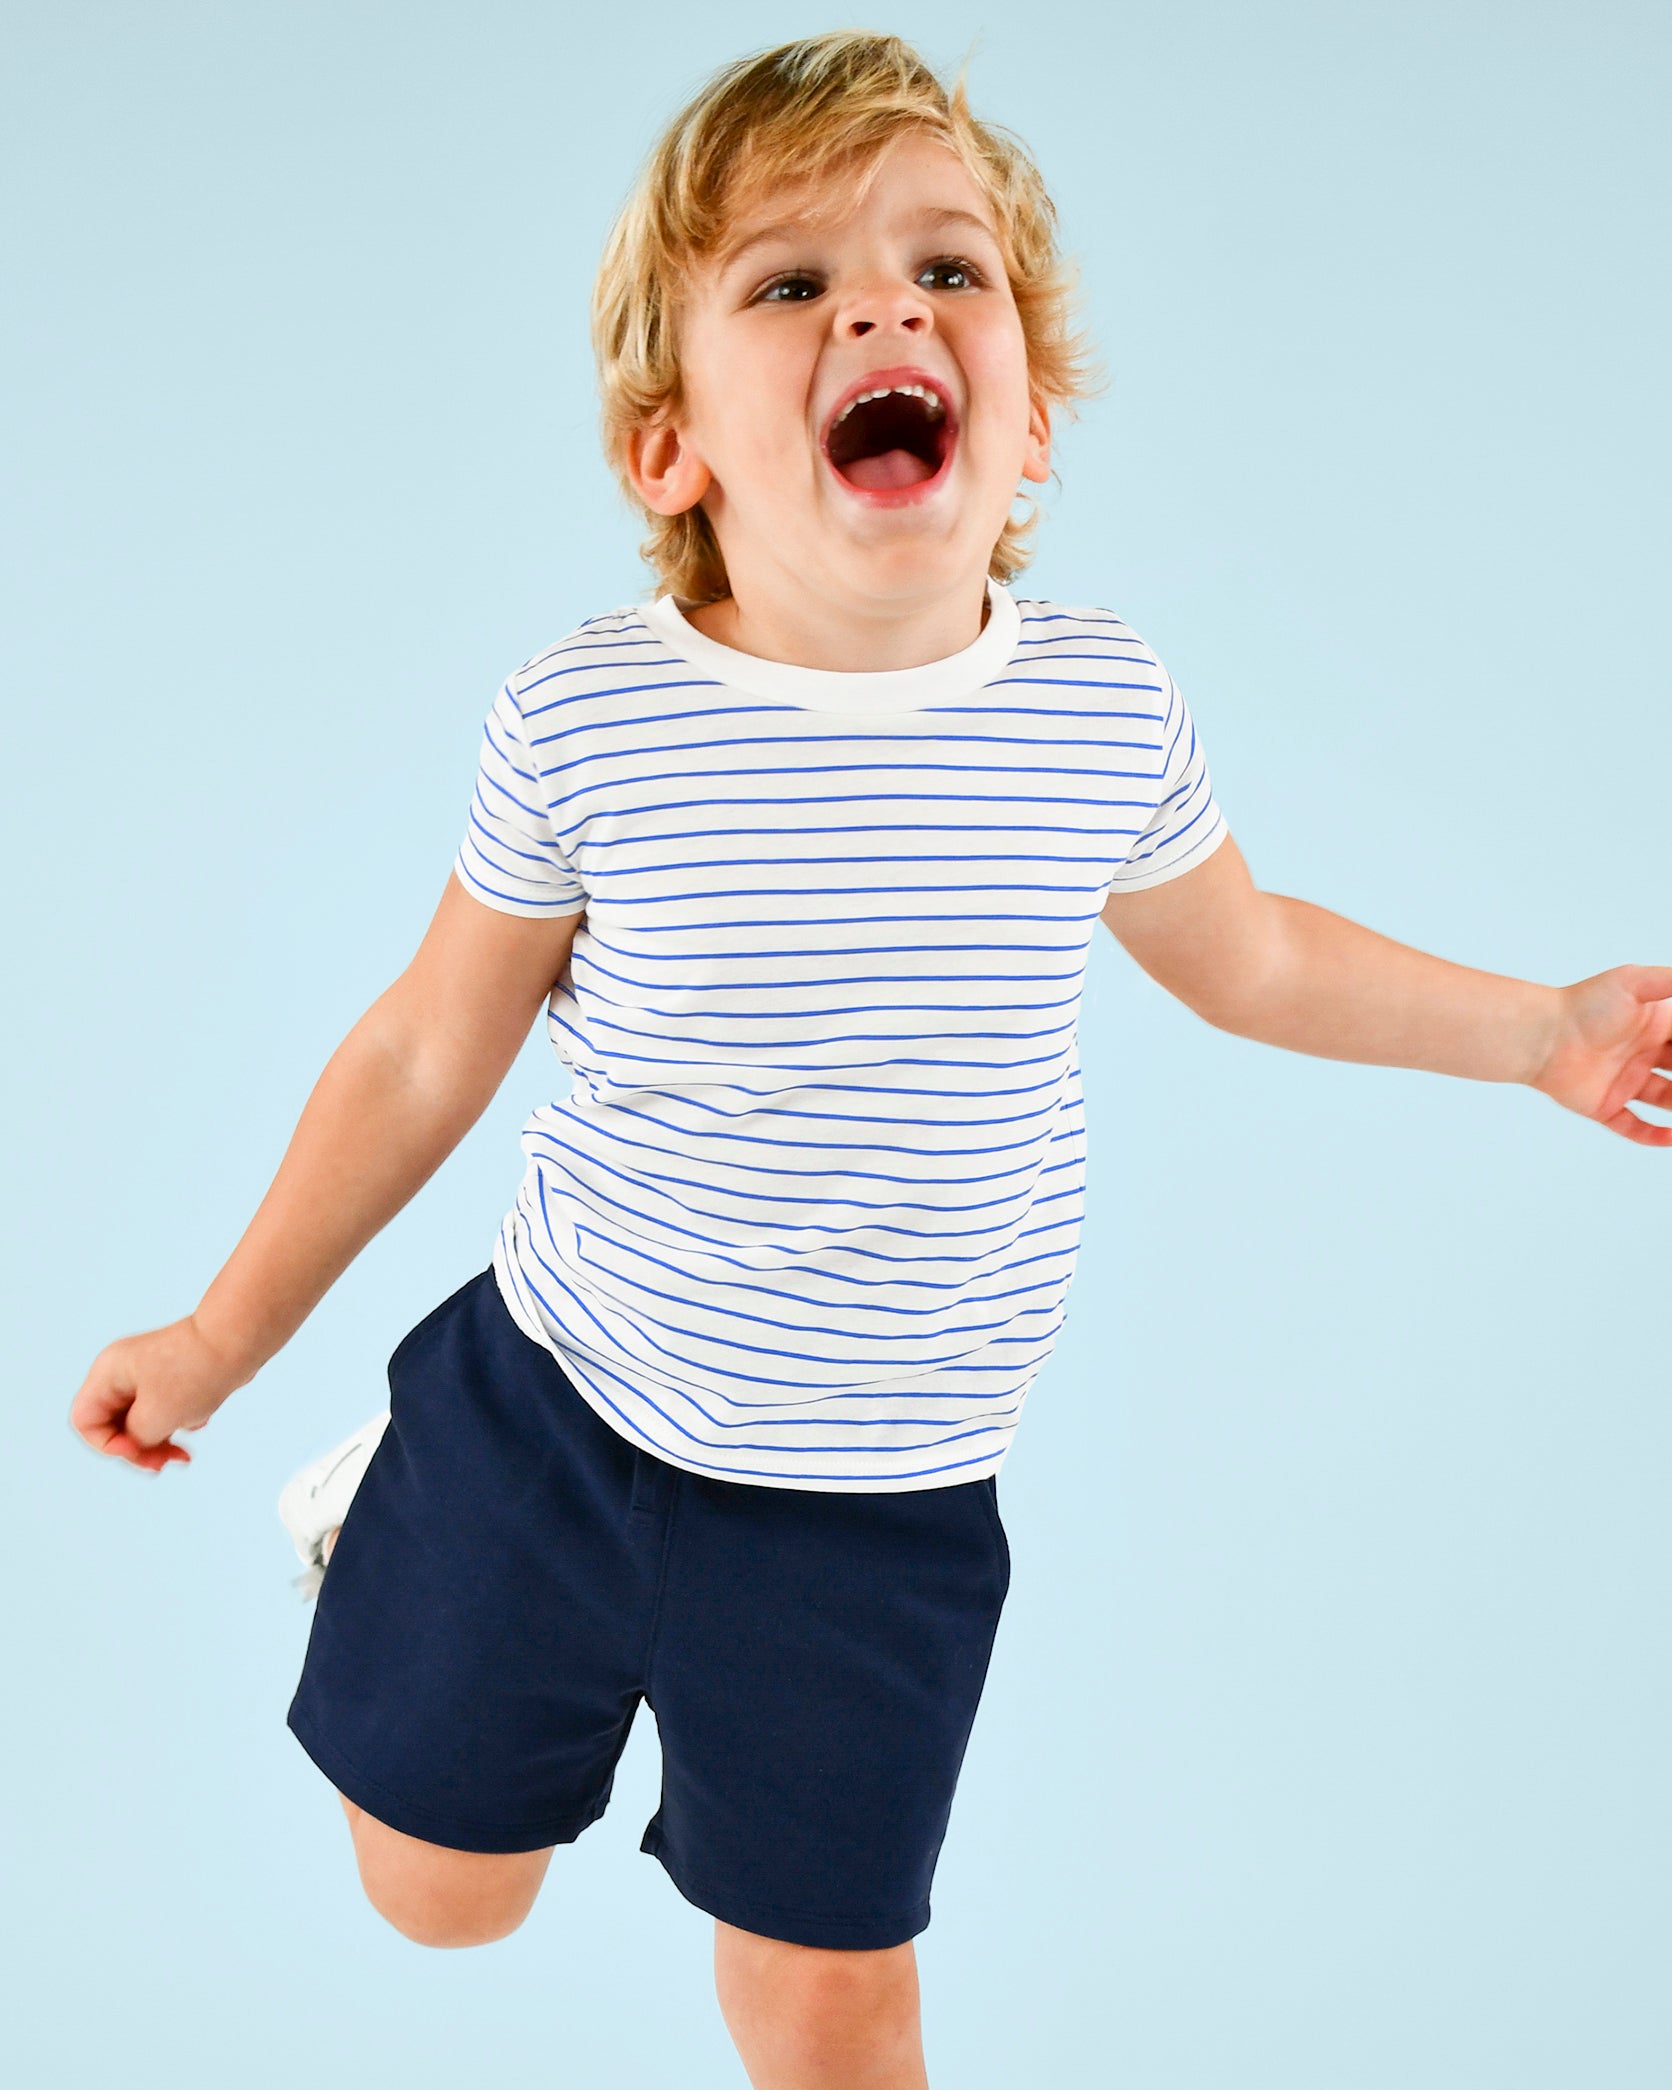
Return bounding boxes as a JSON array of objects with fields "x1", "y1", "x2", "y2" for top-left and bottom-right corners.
[
  {"x1": 1104, "y1": 657, "x2": 1229, "y2": 894},
  {"x1": 451, "y1": 678, "x2": 589, "y2": 919}
]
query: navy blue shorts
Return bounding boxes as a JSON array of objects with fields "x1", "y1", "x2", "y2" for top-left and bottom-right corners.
[{"x1": 286, "y1": 1267, "x2": 1012, "y2": 1950}]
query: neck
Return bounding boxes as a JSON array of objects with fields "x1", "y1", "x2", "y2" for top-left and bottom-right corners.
[{"x1": 686, "y1": 563, "x2": 991, "y2": 672}]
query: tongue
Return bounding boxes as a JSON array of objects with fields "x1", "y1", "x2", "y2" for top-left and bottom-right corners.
[{"x1": 842, "y1": 448, "x2": 937, "y2": 491}]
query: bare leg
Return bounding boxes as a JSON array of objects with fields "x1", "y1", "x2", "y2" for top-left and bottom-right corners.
[
  {"x1": 713, "y1": 1919, "x2": 930, "y2": 2090},
  {"x1": 335, "y1": 1792, "x2": 555, "y2": 1948}
]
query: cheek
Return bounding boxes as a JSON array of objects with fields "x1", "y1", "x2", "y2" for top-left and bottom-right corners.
[
  {"x1": 691, "y1": 330, "x2": 816, "y2": 481},
  {"x1": 961, "y1": 320, "x2": 1035, "y2": 449}
]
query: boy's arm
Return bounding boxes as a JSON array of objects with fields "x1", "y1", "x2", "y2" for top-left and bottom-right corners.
[
  {"x1": 70, "y1": 874, "x2": 584, "y2": 1468},
  {"x1": 1099, "y1": 835, "x2": 1672, "y2": 1145}
]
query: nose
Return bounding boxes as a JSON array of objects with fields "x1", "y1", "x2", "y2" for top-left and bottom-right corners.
[{"x1": 833, "y1": 272, "x2": 933, "y2": 341}]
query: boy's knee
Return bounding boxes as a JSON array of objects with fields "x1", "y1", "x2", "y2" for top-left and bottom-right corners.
[
  {"x1": 364, "y1": 1887, "x2": 531, "y2": 1950},
  {"x1": 339, "y1": 1791, "x2": 551, "y2": 1949},
  {"x1": 714, "y1": 1924, "x2": 923, "y2": 2073}
]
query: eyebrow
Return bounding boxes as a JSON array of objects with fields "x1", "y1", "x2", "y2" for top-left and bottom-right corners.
[{"x1": 718, "y1": 204, "x2": 999, "y2": 271}]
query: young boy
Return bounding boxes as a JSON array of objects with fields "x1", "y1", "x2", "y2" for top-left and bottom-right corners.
[{"x1": 69, "y1": 29, "x2": 1672, "y2": 2090}]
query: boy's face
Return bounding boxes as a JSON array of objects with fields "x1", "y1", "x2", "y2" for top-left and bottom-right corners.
[{"x1": 631, "y1": 131, "x2": 1051, "y2": 613}]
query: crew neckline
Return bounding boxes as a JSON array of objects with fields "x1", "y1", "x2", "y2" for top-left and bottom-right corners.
[{"x1": 637, "y1": 579, "x2": 1020, "y2": 713}]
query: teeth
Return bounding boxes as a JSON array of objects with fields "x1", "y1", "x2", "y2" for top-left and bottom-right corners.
[{"x1": 833, "y1": 382, "x2": 946, "y2": 427}]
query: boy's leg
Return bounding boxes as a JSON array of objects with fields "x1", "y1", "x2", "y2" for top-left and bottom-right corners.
[
  {"x1": 713, "y1": 1921, "x2": 928, "y2": 2090},
  {"x1": 336, "y1": 1793, "x2": 556, "y2": 1948},
  {"x1": 287, "y1": 1269, "x2": 661, "y2": 1945}
]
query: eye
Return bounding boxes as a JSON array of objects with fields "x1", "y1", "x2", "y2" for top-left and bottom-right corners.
[
  {"x1": 916, "y1": 256, "x2": 985, "y2": 292},
  {"x1": 754, "y1": 271, "x2": 824, "y2": 304}
]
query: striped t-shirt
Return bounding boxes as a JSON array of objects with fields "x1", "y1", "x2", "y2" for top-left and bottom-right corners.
[{"x1": 452, "y1": 580, "x2": 1228, "y2": 1493}]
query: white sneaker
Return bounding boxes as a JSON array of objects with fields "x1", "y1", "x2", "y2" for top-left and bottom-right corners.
[{"x1": 277, "y1": 1409, "x2": 392, "y2": 1600}]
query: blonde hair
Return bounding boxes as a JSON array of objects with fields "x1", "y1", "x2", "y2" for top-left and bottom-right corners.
[{"x1": 591, "y1": 30, "x2": 1098, "y2": 604}]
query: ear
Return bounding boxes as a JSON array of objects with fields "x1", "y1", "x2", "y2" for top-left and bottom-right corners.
[
  {"x1": 625, "y1": 418, "x2": 713, "y2": 516},
  {"x1": 1019, "y1": 394, "x2": 1052, "y2": 486}
]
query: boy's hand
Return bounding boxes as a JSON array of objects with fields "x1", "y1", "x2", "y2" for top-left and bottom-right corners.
[
  {"x1": 69, "y1": 1317, "x2": 253, "y2": 1473},
  {"x1": 1532, "y1": 965, "x2": 1672, "y2": 1145}
]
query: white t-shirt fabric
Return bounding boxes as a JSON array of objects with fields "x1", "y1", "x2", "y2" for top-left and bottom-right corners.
[{"x1": 452, "y1": 580, "x2": 1228, "y2": 1493}]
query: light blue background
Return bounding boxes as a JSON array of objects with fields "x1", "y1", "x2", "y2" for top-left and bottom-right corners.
[{"x1": 8, "y1": 3, "x2": 1670, "y2": 2084}]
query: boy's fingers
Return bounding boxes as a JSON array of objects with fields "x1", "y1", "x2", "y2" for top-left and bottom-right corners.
[
  {"x1": 1634, "y1": 1073, "x2": 1672, "y2": 1113},
  {"x1": 93, "y1": 1427, "x2": 144, "y2": 1465},
  {"x1": 79, "y1": 1418, "x2": 192, "y2": 1469},
  {"x1": 72, "y1": 1400, "x2": 129, "y2": 1453},
  {"x1": 70, "y1": 1335, "x2": 212, "y2": 1468},
  {"x1": 1604, "y1": 1106, "x2": 1672, "y2": 1146},
  {"x1": 121, "y1": 1437, "x2": 190, "y2": 1471},
  {"x1": 70, "y1": 1369, "x2": 133, "y2": 1437},
  {"x1": 121, "y1": 1422, "x2": 194, "y2": 1468}
]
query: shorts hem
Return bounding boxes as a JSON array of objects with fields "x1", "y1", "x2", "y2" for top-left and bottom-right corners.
[
  {"x1": 286, "y1": 1700, "x2": 607, "y2": 1855},
  {"x1": 640, "y1": 1827, "x2": 929, "y2": 1950}
]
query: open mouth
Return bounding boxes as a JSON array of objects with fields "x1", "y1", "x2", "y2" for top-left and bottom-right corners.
[{"x1": 822, "y1": 373, "x2": 955, "y2": 497}]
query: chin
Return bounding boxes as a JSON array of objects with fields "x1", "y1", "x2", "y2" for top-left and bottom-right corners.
[{"x1": 836, "y1": 511, "x2": 1000, "y2": 596}]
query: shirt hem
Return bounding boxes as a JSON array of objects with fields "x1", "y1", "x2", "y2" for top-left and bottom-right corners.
[{"x1": 487, "y1": 1247, "x2": 1017, "y2": 1496}]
